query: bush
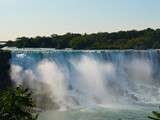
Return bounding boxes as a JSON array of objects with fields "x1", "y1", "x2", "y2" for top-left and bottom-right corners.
[
  {"x1": 148, "y1": 107, "x2": 160, "y2": 120},
  {"x1": 0, "y1": 85, "x2": 38, "y2": 120}
]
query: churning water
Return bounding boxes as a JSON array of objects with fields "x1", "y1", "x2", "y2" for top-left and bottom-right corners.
[{"x1": 7, "y1": 48, "x2": 160, "y2": 120}]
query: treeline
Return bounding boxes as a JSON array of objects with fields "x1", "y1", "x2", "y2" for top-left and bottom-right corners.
[{"x1": 6, "y1": 28, "x2": 160, "y2": 49}]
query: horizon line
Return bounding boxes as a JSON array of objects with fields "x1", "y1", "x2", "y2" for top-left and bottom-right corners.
[{"x1": 1, "y1": 27, "x2": 159, "y2": 41}]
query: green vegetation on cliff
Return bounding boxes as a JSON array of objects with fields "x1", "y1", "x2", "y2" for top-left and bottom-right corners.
[
  {"x1": 0, "y1": 85, "x2": 38, "y2": 120},
  {"x1": 6, "y1": 28, "x2": 160, "y2": 49}
]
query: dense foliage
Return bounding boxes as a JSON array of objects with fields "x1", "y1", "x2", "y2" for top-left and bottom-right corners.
[
  {"x1": 6, "y1": 28, "x2": 160, "y2": 49},
  {"x1": 148, "y1": 107, "x2": 160, "y2": 120},
  {"x1": 0, "y1": 86, "x2": 38, "y2": 120}
]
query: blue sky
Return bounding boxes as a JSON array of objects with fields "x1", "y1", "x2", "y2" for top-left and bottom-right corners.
[{"x1": 0, "y1": 0, "x2": 160, "y2": 40}]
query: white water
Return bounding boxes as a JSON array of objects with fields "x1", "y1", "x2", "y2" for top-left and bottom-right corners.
[{"x1": 9, "y1": 48, "x2": 160, "y2": 110}]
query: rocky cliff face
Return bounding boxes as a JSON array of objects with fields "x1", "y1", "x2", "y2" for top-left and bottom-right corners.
[{"x1": 0, "y1": 50, "x2": 12, "y2": 89}]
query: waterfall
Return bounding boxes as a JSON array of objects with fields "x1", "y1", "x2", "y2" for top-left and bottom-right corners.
[{"x1": 9, "y1": 48, "x2": 160, "y2": 110}]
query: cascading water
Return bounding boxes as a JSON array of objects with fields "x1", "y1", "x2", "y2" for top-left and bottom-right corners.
[{"x1": 9, "y1": 48, "x2": 160, "y2": 110}]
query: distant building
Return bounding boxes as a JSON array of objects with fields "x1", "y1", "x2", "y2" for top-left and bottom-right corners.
[
  {"x1": 65, "y1": 48, "x2": 73, "y2": 50},
  {"x1": 0, "y1": 41, "x2": 7, "y2": 48},
  {"x1": 0, "y1": 41, "x2": 7, "y2": 45}
]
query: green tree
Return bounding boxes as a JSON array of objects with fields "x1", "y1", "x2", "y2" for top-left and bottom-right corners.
[
  {"x1": 0, "y1": 86, "x2": 38, "y2": 120},
  {"x1": 148, "y1": 107, "x2": 160, "y2": 120}
]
